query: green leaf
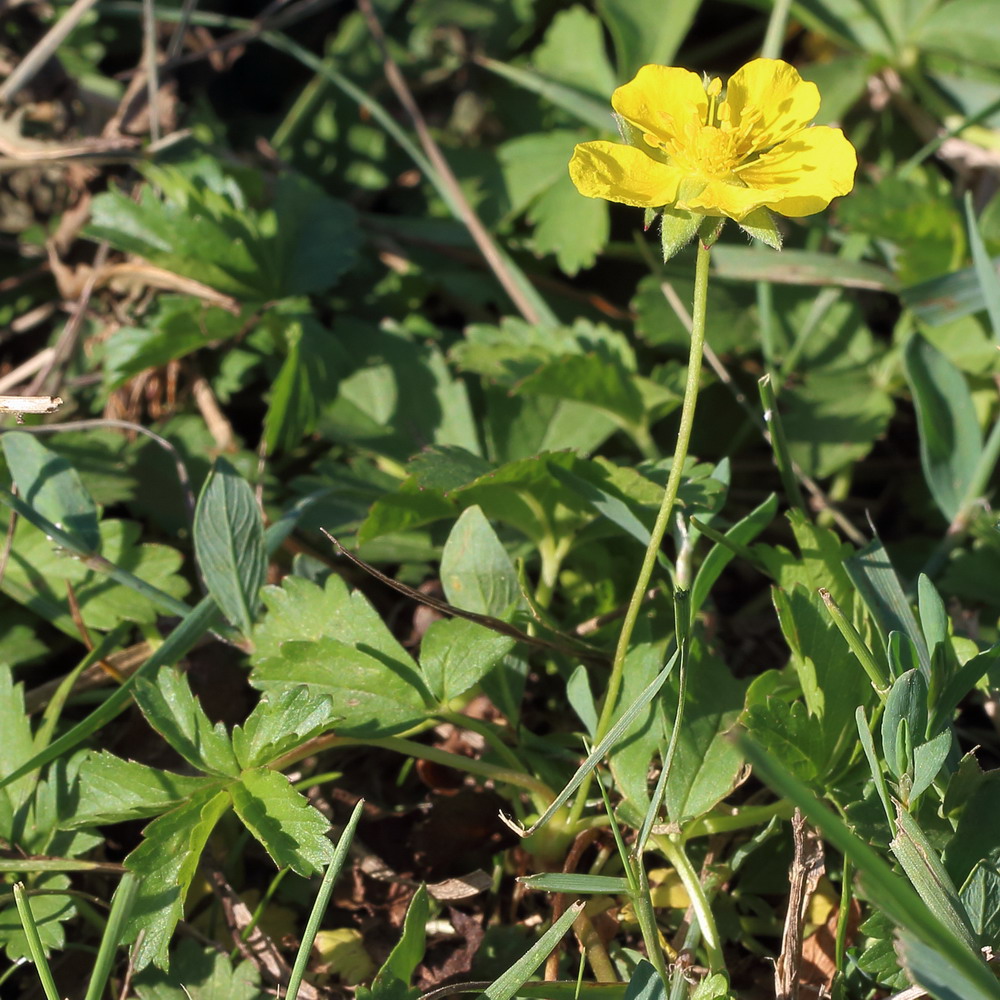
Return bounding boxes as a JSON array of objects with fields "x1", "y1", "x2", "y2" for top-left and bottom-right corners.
[
  {"x1": 0, "y1": 517, "x2": 189, "y2": 635},
  {"x1": 359, "y1": 885, "x2": 429, "y2": 1000},
  {"x1": 252, "y1": 574, "x2": 417, "y2": 671},
  {"x1": 916, "y1": 0, "x2": 1000, "y2": 68},
  {"x1": 845, "y1": 534, "x2": 931, "y2": 675},
  {"x1": 895, "y1": 927, "x2": 999, "y2": 1000},
  {"x1": 231, "y1": 687, "x2": 338, "y2": 770},
  {"x1": 194, "y1": 458, "x2": 266, "y2": 636},
  {"x1": 264, "y1": 315, "x2": 349, "y2": 453},
  {"x1": 134, "y1": 939, "x2": 266, "y2": 1000},
  {"x1": 86, "y1": 159, "x2": 360, "y2": 300},
  {"x1": 596, "y1": 0, "x2": 699, "y2": 76},
  {"x1": 623, "y1": 961, "x2": 668, "y2": 1000},
  {"x1": 71, "y1": 753, "x2": 216, "y2": 827},
  {"x1": 0, "y1": 666, "x2": 37, "y2": 826},
  {"x1": 910, "y1": 730, "x2": 952, "y2": 802},
  {"x1": 659, "y1": 206, "x2": 701, "y2": 261},
  {"x1": 228, "y1": 767, "x2": 334, "y2": 877},
  {"x1": 440, "y1": 505, "x2": 521, "y2": 617},
  {"x1": 250, "y1": 636, "x2": 430, "y2": 736},
  {"x1": 964, "y1": 191, "x2": 1000, "y2": 338},
  {"x1": 882, "y1": 669, "x2": 928, "y2": 779},
  {"x1": 133, "y1": 668, "x2": 240, "y2": 778},
  {"x1": 102, "y1": 299, "x2": 245, "y2": 390},
  {"x1": 960, "y1": 856, "x2": 1000, "y2": 943},
  {"x1": 736, "y1": 208, "x2": 782, "y2": 250},
  {"x1": 419, "y1": 618, "x2": 515, "y2": 705},
  {"x1": 710, "y1": 245, "x2": 896, "y2": 292},
  {"x1": 662, "y1": 641, "x2": 746, "y2": 823},
  {"x1": 891, "y1": 807, "x2": 979, "y2": 953},
  {"x1": 518, "y1": 873, "x2": 629, "y2": 894},
  {"x1": 125, "y1": 788, "x2": 232, "y2": 970},
  {"x1": 526, "y1": 172, "x2": 609, "y2": 275},
  {"x1": 2, "y1": 432, "x2": 100, "y2": 552},
  {"x1": 513, "y1": 351, "x2": 644, "y2": 426},
  {"x1": 744, "y1": 696, "x2": 823, "y2": 783},
  {"x1": 530, "y1": 6, "x2": 616, "y2": 100},
  {"x1": 903, "y1": 333, "x2": 983, "y2": 522},
  {"x1": 0, "y1": 873, "x2": 76, "y2": 961}
]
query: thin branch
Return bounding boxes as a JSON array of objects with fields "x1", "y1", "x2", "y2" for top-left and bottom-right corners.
[{"x1": 356, "y1": 0, "x2": 543, "y2": 325}]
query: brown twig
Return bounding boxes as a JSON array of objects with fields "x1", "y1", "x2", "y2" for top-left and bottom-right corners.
[
  {"x1": 356, "y1": 0, "x2": 543, "y2": 325},
  {"x1": 775, "y1": 810, "x2": 825, "y2": 1000},
  {"x1": 322, "y1": 530, "x2": 610, "y2": 665}
]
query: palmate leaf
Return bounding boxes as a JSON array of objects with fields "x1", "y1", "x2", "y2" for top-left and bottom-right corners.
[
  {"x1": 230, "y1": 686, "x2": 339, "y2": 770},
  {"x1": 86, "y1": 159, "x2": 360, "y2": 301},
  {"x1": 229, "y1": 768, "x2": 334, "y2": 877},
  {"x1": 134, "y1": 939, "x2": 266, "y2": 1000}
]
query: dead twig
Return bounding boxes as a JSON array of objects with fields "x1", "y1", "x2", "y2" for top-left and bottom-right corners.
[
  {"x1": 775, "y1": 810, "x2": 825, "y2": 1000},
  {"x1": 356, "y1": 0, "x2": 543, "y2": 325}
]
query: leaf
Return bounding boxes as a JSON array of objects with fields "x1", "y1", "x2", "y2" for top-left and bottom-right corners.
[
  {"x1": 960, "y1": 856, "x2": 1000, "y2": 942},
  {"x1": 418, "y1": 618, "x2": 515, "y2": 704},
  {"x1": 0, "y1": 517, "x2": 189, "y2": 635},
  {"x1": 903, "y1": 334, "x2": 983, "y2": 521},
  {"x1": 133, "y1": 668, "x2": 240, "y2": 778},
  {"x1": 134, "y1": 939, "x2": 266, "y2": 1000},
  {"x1": 743, "y1": 696, "x2": 823, "y2": 783},
  {"x1": 2, "y1": 432, "x2": 100, "y2": 552},
  {"x1": 194, "y1": 458, "x2": 266, "y2": 636},
  {"x1": 623, "y1": 961, "x2": 668, "y2": 1000},
  {"x1": 513, "y1": 352, "x2": 644, "y2": 426},
  {"x1": 662, "y1": 641, "x2": 746, "y2": 823},
  {"x1": 231, "y1": 686, "x2": 339, "y2": 770},
  {"x1": 518, "y1": 873, "x2": 629, "y2": 894},
  {"x1": 71, "y1": 752, "x2": 216, "y2": 827},
  {"x1": 891, "y1": 807, "x2": 979, "y2": 954},
  {"x1": 895, "y1": 927, "x2": 1000, "y2": 1000},
  {"x1": 0, "y1": 666, "x2": 37, "y2": 826},
  {"x1": 125, "y1": 788, "x2": 232, "y2": 970},
  {"x1": 440, "y1": 505, "x2": 521, "y2": 617},
  {"x1": 228, "y1": 767, "x2": 334, "y2": 876},
  {"x1": 264, "y1": 314, "x2": 350, "y2": 452},
  {"x1": 0, "y1": 873, "x2": 75, "y2": 961},
  {"x1": 525, "y1": 173, "x2": 609, "y2": 276},
  {"x1": 916, "y1": 0, "x2": 1000, "y2": 68},
  {"x1": 359, "y1": 885, "x2": 429, "y2": 1000},
  {"x1": 595, "y1": 0, "x2": 699, "y2": 77},
  {"x1": 530, "y1": 6, "x2": 616, "y2": 100},
  {"x1": 881, "y1": 669, "x2": 928, "y2": 780},
  {"x1": 86, "y1": 159, "x2": 360, "y2": 300},
  {"x1": 252, "y1": 574, "x2": 417, "y2": 670},
  {"x1": 250, "y1": 637, "x2": 431, "y2": 736},
  {"x1": 910, "y1": 730, "x2": 952, "y2": 802}
]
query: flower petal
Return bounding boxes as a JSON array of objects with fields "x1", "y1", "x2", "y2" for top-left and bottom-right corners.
[
  {"x1": 611, "y1": 65, "x2": 707, "y2": 145},
  {"x1": 569, "y1": 141, "x2": 684, "y2": 208},
  {"x1": 737, "y1": 126, "x2": 857, "y2": 216},
  {"x1": 723, "y1": 58, "x2": 820, "y2": 152}
]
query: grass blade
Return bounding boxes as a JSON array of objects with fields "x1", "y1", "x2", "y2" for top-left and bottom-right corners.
[
  {"x1": 12, "y1": 883, "x2": 61, "y2": 1000},
  {"x1": 84, "y1": 872, "x2": 140, "y2": 1000}
]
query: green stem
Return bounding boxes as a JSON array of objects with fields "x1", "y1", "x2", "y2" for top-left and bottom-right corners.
[
  {"x1": 760, "y1": 0, "x2": 794, "y2": 60},
  {"x1": 592, "y1": 239, "x2": 713, "y2": 747},
  {"x1": 653, "y1": 834, "x2": 725, "y2": 974}
]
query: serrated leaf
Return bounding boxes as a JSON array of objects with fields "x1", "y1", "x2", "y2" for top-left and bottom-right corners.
[
  {"x1": 231, "y1": 686, "x2": 339, "y2": 769},
  {"x1": 125, "y1": 788, "x2": 232, "y2": 970},
  {"x1": 134, "y1": 668, "x2": 240, "y2": 777},
  {"x1": 2, "y1": 432, "x2": 100, "y2": 552},
  {"x1": 134, "y1": 939, "x2": 266, "y2": 1000},
  {"x1": 252, "y1": 573, "x2": 416, "y2": 667},
  {"x1": 526, "y1": 173, "x2": 609, "y2": 275},
  {"x1": 194, "y1": 458, "x2": 266, "y2": 636},
  {"x1": 250, "y1": 637, "x2": 430, "y2": 736},
  {"x1": 0, "y1": 517, "x2": 189, "y2": 635},
  {"x1": 419, "y1": 618, "x2": 515, "y2": 704},
  {"x1": 71, "y1": 752, "x2": 217, "y2": 827},
  {"x1": 531, "y1": 6, "x2": 616, "y2": 100},
  {"x1": 228, "y1": 767, "x2": 333, "y2": 876}
]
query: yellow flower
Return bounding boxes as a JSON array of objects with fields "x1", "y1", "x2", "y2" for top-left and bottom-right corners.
[{"x1": 568, "y1": 58, "x2": 857, "y2": 255}]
